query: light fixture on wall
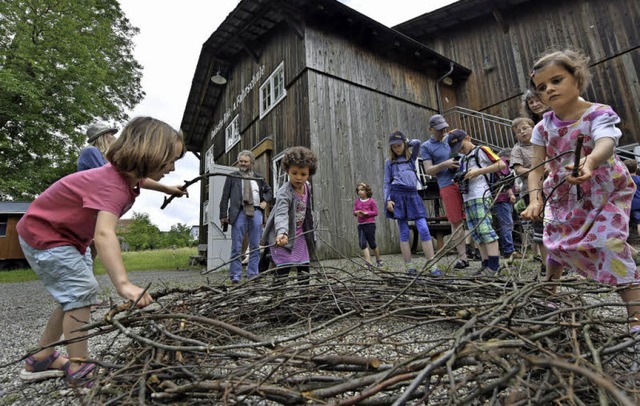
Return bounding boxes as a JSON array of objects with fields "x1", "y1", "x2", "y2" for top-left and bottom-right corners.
[{"x1": 211, "y1": 69, "x2": 227, "y2": 85}]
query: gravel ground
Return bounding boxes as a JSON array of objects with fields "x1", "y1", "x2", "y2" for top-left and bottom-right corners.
[{"x1": 0, "y1": 251, "x2": 552, "y2": 405}]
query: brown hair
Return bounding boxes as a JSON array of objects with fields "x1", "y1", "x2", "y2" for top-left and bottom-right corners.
[
  {"x1": 106, "y1": 116, "x2": 185, "y2": 180},
  {"x1": 355, "y1": 182, "x2": 373, "y2": 198},
  {"x1": 518, "y1": 90, "x2": 548, "y2": 122},
  {"x1": 624, "y1": 159, "x2": 638, "y2": 175},
  {"x1": 529, "y1": 48, "x2": 592, "y2": 94},
  {"x1": 511, "y1": 117, "x2": 535, "y2": 133},
  {"x1": 282, "y1": 146, "x2": 317, "y2": 176}
]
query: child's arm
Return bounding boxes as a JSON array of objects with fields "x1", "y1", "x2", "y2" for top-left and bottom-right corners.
[
  {"x1": 142, "y1": 179, "x2": 188, "y2": 197},
  {"x1": 273, "y1": 190, "x2": 292, "y2": 246},
  {"x1": 93, "y1": 211, "x2": 153, "y2": 308},
  {"x1": 567, "y1": 137, "x2": 615, "y2": 184},
  {"x1": 521, "y1": 145, "x2": 546, "y2": 220}
]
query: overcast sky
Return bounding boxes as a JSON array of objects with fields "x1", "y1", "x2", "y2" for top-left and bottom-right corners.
[{"x1": 117, "y1": 0, "x2": 455, "y2": 231}]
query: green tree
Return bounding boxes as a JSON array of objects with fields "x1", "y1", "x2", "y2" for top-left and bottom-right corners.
[
  {"x1": 164, "y1": 223, "x2": 196, "y2": 248},
  {"x1": 0, "y1": 0, "x2": 143, "y2": 199},
  {"x1": 119, "y1": 212, "x2": 161, "y2": 251}
]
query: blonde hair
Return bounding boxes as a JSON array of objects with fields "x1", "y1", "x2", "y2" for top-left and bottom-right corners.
[
  {"x1": 106, "y1": 116, "x2": 185, "y2": 179},
  {"x1": 91, "y1": 134, "x2": 113, "y2": 156},
  {"x1": 529, "y1": 48, "x2": 592, "y2": 94},
  {"x1": 511, "y1": 117, "x2": 535, "y2": 133},
  {"x1": 388, "y1": 142, "x2": 412, "y2": 161}
]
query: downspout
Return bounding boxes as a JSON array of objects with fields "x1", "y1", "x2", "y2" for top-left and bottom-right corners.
[{"x1": 435, "y1": 62, "x2": 454, "y2": 114}]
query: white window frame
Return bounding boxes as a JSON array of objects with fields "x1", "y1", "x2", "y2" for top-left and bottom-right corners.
[
  {"x1": 205, "y1": 145, "x2": 214, "y2": 173},
  {"x1": 271, "y1": 151, "x2": 288, "y2": 192},
  {"x1": 259, "y1": 62, "x2": 286, "y2": 119},
  {"x1": 225, "y1": 115, "x2": 240, "y2": 152},
  {"x1": 203, "y1": 200, "x2": 209, "y2": 225}
]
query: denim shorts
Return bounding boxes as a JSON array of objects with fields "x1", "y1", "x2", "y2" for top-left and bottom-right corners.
[{"x1": 19, "y1": 237, "x2": 98, "y2": 311}]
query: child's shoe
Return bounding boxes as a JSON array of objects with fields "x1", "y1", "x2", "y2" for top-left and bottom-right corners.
[
  {"x1": 406, "y1": 268, "x2": 417, "y2": 276},
  {"x1": 375, "y1": 260, "x2": 384, "y2": 268},
  {"x1": 454, "y1": 260, "x2": 469, "y2": 269},
  {"x1": 430, "y1": 268, "x2": 443, "y2": 277},
  {"x1": 64, "y1": 362, "x2": 96, "y2": 388},
  {"x1": 19, "y1": 350, "x2": 67, "y2": 381}
]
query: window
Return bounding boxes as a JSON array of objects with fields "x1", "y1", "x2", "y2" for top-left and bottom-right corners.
[
  {"x1": 271, "y1": 151, "x2": 288, "y2": 192},
  {"x1": 202, "y1": 200, "x2": 209, "y2": 225},
  {"x1": 0, "y1": 215, "x2": 6, "y2": 237},
  {"x1": 225, "y1": 115, "x2": 240, "y2": 152},
  {"x1": 259, "y1": 62, "x2": 286, "y2": 118},
  {"x1": 205, "y1": 145, "x2": 214, "y2": 173}
]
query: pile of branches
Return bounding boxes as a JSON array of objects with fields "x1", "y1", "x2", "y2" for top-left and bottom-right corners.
[{"x1": 69, "y1": 264, "x2": 640, "y2": 405}]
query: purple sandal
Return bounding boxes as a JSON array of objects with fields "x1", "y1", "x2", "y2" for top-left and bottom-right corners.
[
  {"x1": 64, "y1": 362, "x2": 96, "y2": 388},
  {"x1": 19, "y1": 350, "x2": 66, "y2": 381}
]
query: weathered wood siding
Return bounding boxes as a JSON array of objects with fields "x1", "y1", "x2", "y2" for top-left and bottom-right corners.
[
  {"x1": 0, "y1": 215, "x2": 25, "y2": 260},
  {"x1": 207, "y1": 25, "x2": 310, "y2": 165},
  {"x1": 422, "y1": 0, "x2": 640, "y2": 141},
  {"x1": 305, "y1": 27, "x2": 442, "y2": 257}
]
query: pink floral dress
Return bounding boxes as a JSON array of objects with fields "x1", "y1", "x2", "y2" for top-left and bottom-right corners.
[{"x1": 532, "y1": 103, "x2": 639, "y2": 285}]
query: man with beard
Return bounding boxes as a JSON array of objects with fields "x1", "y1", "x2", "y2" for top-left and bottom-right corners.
[{"x1": 220, "y1": 150, "x2": 273, "y2": 283}]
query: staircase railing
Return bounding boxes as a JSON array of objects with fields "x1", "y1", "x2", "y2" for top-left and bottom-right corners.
[
  {"x1": 443, "y1": 106, "x2": 638, "y2": 161},
  {"x1": 442, "y1": 106, "x2": 512, "y2": 152}
]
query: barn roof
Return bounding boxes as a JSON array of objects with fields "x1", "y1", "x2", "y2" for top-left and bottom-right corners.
[
  {"x1": 0, "y1": 202, "x2": 30, "y2": 214},
  {"x1": 393, "y1": 0, "x2": 530, "y2": 38},
  {"x1": 180, "y1": 0, "x2": 471, "y2": 153}
]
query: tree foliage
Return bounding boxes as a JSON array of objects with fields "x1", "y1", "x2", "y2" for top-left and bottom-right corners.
[
  {"x1": 118, "y1": 212, "x2": 196, "y2": 251},
  {"x1": 0, "y1": 0, "x2": 144, "y2": 200}
]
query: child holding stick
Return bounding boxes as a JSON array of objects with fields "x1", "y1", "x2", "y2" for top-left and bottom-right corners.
[{"x1": 522, "y1": 48, "x2": 640, "y2": 333}]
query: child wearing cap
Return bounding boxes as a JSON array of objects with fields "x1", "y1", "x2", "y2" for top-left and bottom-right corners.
[
  {"x1": 420, "y1": 114, "x2": 471, "y2": 269},
  {"x1": 447, "y1": 129, "x2": 505, "y2": 276},
  {"x1": 384, "y1": 130, "x2": 442, "y2": 277}
]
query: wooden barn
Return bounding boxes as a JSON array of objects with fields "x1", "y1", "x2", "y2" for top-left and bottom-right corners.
[
  {"x1": 180, "y1": 0, "x2": 640, "y2": 263},
  {"x1": 394, "y1": 0, "x2": 640, "y2": 140},
  {"x1": 0, "y1": 202, "x2": 30, "y2": 269}
]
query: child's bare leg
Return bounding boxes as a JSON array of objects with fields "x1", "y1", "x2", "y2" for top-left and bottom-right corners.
[
  {"x1": 373, "y1": 247, "x2": 382, "y2": 262},
  {"x1": 619, "y1": 287, "x2": 640, "y2": 331},
  {"x1": 362, "y1": 247, "x2": 371, "y2": 264},
  {"x1": 543, "y1": 261, "x2": 562, "y2": 293},
  {"x1": 63, "y1": 307, "x2": 91, "y2": 372},
  {"x1": 485, "y1": 241, "x2": 499, "y2": 257},
  {"x1": 399, "y1": 241, "x2": 412, "y2": 263},
  {"x1": 421, "y1": 240, "x2": 435, "y2": 261},
  {"x1": 26, "y1": 307, "x2": 67, "y2": 370}
]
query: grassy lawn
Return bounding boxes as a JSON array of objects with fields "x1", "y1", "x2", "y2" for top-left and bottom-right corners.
[{"x1": 0, "y1": 247, "x2": 199, "y2": 284}]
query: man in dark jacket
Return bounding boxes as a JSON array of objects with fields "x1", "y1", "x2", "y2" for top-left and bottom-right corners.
[{"x1": 220, "y1": 150, "x2": 272, "y2": 283}]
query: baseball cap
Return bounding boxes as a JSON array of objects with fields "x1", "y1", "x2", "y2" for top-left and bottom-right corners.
[
  {"x1": 429, "y1": 114, "x2": 449, "y2": 131},
  {"x1": 388, "y1": 130, "x2": 407, "y2": 145},
  {"x1": 447, "y1": 129, "x2": 468, "y2": 154}
]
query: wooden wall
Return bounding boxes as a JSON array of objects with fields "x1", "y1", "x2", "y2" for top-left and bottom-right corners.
[
  {"x1": 207, "y1": 25, "x2": 310, "y2": 166},
  {"x1": 0, "y1": 215, "x2": 25, "y2": 260},
  {"x1": 420, "y1": 0, "x2": 640, "y2": 141},
  {"x1": 305, "y1": 27, "x2": 442, "y2": 257}
]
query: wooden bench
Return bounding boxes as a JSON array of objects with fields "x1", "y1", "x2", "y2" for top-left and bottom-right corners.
[{"x1": 409, "y1": 218, "x2": 452, "y2": 253}]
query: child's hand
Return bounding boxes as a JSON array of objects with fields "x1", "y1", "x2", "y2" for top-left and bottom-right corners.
[
  {"x1": 356, "y1": 210, "x2": 365, "y2": 217},
  {"x1": 118, "y1": 282, "x2": 154, "y2": 308},
  {"x1": 465, "y1": 168, "x2": 481, "y2": 180},
  {"x1": 565, "y1": 157, "x2": 592, "y2": 184},
  {"x1": 386, "y1": 201, "x2": 395, "y2": 212},
  {"x1": 166, "y1": 185, "x2": 189, "y2": 197},
  {"x1": 520, "y1": 201, "x2": 543, "y2": 221},
  {"x1": 276, "y1": 233, "x2": 288, "y2": 247}
]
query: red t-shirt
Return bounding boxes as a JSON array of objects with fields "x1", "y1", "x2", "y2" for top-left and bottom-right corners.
[{"x1": 17, "y1": 163, "x2": 141, "y2": 254}]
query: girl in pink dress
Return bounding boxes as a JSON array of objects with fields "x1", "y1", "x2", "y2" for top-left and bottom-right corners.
[{"x1": 522, "y1": 49, "x2": 640, "y2": 333}]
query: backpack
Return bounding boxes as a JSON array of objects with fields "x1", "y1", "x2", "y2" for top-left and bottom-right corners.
[{"x1": 467, "y1": 146, "x2": 514, "y2": 193}]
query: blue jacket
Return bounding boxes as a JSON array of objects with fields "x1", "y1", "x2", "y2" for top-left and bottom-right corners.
[
  {"x1": 77, "y1": 146, "x2": 108, "y2": 171},
  {"x1": 383, "y1": 139, "x2": 421, "y2": 202}
]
